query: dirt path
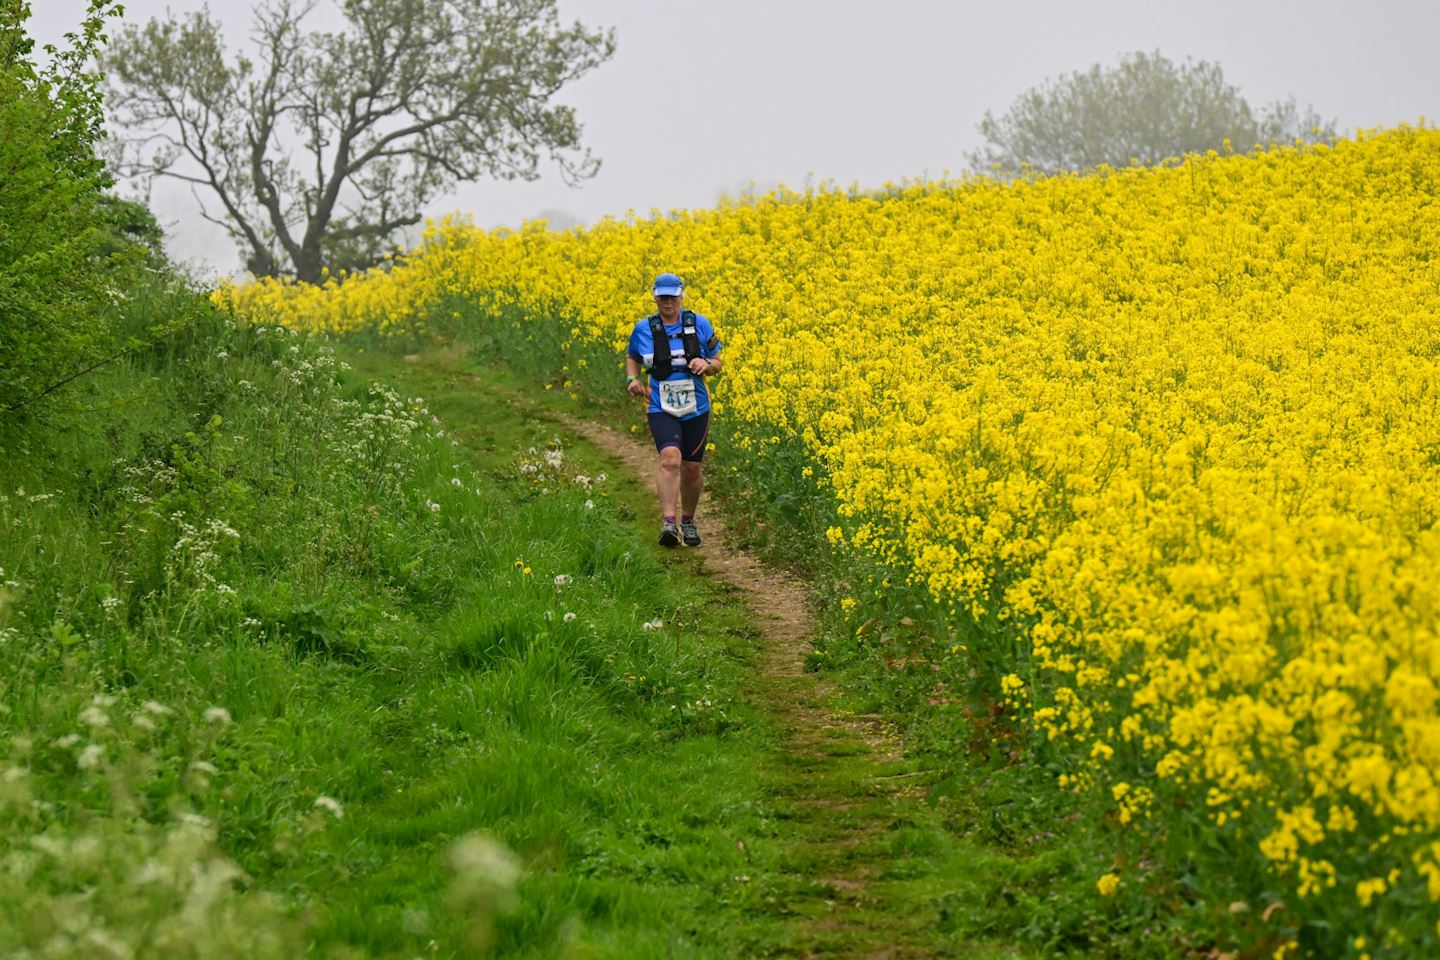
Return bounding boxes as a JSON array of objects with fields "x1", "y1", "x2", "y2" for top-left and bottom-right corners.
[{"x1": 564, "y1": 413, "x2": 940, "y2": 959}]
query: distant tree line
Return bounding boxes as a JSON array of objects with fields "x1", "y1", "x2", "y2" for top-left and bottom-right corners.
[{"x1": 969, "y1": 50, "x2": 1337, "y2": 177}]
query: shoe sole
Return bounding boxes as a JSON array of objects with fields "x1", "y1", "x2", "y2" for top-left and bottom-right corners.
[
  {"x1": 683, "y1": 536, "x2": 701, "y2": 547},
  {"x1": 659, "y1": 531, "x2": 680, "y2": 547}
]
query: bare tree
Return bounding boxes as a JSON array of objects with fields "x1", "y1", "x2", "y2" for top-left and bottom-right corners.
[
  {"x1": 103, "y1": 0, "x2": 614, "y2": 281},
  {"x1": 969, "y1": 50, "x2": 1337, "y2": 178}
]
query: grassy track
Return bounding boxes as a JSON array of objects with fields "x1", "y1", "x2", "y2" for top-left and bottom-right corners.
[
  {"x1": 3, "y1": 313, "x2": 1110, "y2": 957},
  {"x1": 351, "y1": 344, "x2": 1054, "y2": 959}
]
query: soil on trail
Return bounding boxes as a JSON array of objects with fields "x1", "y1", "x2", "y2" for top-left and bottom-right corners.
[{"x1": 568, "y1": 414, "x2": 942, "y2": 959}]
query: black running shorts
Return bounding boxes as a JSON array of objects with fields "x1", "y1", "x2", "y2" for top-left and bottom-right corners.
[{"x1": 648, "y1": 410, "x2": 711, "y2": 462}]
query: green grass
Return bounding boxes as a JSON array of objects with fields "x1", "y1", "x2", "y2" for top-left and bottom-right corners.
[
  {"x1": 357, "y1": 342, "x2": 1177, "y2": 959},
  {"x1": 1, "y1": 288, "x2": 1176, "y2": 957},
  {"x1": 0, "y1": 305, "x2": 783, "y2": 958}
]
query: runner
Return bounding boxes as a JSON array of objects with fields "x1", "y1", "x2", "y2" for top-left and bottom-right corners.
[{"x1": 625, "y1": 273, "x2": 724, "y2": 547}]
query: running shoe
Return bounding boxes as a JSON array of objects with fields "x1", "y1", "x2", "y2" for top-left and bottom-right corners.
[
  {"x1": 680, "y1": 518, "x2": 701, "y2": 547},
  {"x1": 659, "y1": 519, "x2": 680, "y2": 547}
]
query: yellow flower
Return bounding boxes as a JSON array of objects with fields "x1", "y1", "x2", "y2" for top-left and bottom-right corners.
[
  {"x1": 1096, "y1": 873, "x2": 1120, "y2": 897},
  {"x1": 219, "y1": 127, "x2": 1440, "y2": 931}
]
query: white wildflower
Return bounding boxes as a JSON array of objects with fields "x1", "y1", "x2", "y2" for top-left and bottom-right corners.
[
  {"x1": 428, "y1": 501, "x2": 441, "y2": 513},
  {"x1": 203, "y1": 706, "x2": 232, "y2": 726},
  {"x1": 553, "y1": 574, "x2": 572, "y2": 587},
  {"x1": 314, "y1": 795, "x2": 345, "y2": 819},
  {"x1": 78, "y1": 705, "x2": 110, "y2": 728},
  {"x1": 563, "y1": 612, "x2": 576, "y2": 623},
  {"x1": 53, "y1": 733, "x2": 82, "y2": 749},
  {"x1": 448, "y1": 831, "x2": 522, "y2": 891},
  {"x1": 100, "y1": 596, "x2": 122, "y2": 612},
  {"x1": 32, "y1": 835, "x2": 66, "y2": 857},
  {"x1": 585, "y1": 499, "x2": 594, "y2": 510},
  {"x1": 451, "y1": 477, "x2": 463, "y2": 488},
  {"x1": 77, "y1": 743, "x2": 105, "y2": 769},
  {"x1": 142, "y1": 700, "x2": 173, "y2": 716},
  {"x1": 642, "y1": 618, "x2": 664, "y2": 631}
]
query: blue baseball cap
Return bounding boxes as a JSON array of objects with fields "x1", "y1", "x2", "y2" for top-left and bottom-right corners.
[{"x1": 652, "y1": 273, "x2": 684, "y2": 296}]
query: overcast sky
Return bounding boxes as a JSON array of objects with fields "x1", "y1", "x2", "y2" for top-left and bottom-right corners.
[{"x1": 31, "y1": 0, "x2": 1440, "y2": 278}]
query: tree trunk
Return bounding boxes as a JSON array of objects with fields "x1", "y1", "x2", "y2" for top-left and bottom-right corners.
[{"x1": 294, "y1": 250, "x2": 323, "y2": 285}]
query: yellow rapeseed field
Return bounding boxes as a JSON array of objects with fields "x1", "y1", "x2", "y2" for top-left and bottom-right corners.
[{"x1": 221, "y1": 126, "x2": 1440, "y2": 943}]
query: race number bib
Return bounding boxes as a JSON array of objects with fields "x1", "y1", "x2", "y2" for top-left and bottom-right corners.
[{"x1": 659, "y1": 378, "x2": 698, "y2": 417}]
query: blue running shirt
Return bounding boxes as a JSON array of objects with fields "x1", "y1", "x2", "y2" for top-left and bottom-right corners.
[{"x1": 627, "y1": 313, "x2": 722, "y2": 420}]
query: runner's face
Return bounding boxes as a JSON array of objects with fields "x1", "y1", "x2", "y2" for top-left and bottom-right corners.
[{"x1": 655, "y1": 294, "x2": 682, "y2": 322}]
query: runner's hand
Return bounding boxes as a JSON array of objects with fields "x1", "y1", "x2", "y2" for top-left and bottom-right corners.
[
  {"x1": 687, "y1": 357, "x2": 710, "y2": 376},
  {"x1": 627, "y1": 378, "x2": 646, "y2": 397}
]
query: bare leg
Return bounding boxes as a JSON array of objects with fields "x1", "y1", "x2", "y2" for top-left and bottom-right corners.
[
  {"x1": 680, "y1": 461, "x2": 704, "y2": 517},
  {"x1": 656, "y1": 446, "x2": 682, "y2": 517}
]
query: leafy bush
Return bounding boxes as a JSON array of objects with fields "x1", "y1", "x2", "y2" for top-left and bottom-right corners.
[{"x1": 0, "y1": 0, "x2": 151, "y2": 416}]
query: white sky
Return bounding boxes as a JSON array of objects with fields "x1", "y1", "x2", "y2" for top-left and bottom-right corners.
[{"x1": 30, "y1": 0, "x2": 1440, "y2": 278}]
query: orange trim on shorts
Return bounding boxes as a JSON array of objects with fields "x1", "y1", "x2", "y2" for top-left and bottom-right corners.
[{"x1": 689, "y1": 416, "x2": 710, "y2": 459}]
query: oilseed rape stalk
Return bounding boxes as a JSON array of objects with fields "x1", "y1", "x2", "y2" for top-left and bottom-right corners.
[{"x1": 219, "y1": 125, "x2": 1440, "y2": 953}]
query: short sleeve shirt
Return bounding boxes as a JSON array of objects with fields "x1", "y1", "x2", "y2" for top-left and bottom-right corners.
[{"x1": 627, "y1": 313, "x2": 722, "y2": 420}]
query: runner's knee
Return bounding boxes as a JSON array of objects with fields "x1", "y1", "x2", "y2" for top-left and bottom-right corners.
[{"x1": 659, "y1": 446, "x2": 682, "y2": 469}]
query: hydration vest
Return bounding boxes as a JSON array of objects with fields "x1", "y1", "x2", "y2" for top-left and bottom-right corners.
[{"x1": 646, "y1": 310, "x2": 703, "y2": 380}]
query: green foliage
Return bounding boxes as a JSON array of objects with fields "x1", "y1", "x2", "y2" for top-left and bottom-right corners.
[
  {"x1": 0, "y1": 295, "x2": 798, "y2": 957},
  {"x1": 0, "y1": 68, "x2": 111, "y2": 406},
  {"x1": 0, "y1": 0, "x2": 166, "y2": 418},
  {"x1": 969, "y1": 50, "x2": 1338, "y2": 176},
  {"x1": 1, "y1": 0, "x2": 122, "y2": 184},
  {"x1": 95, "y1": 193, "x2": 167, "y2": 261}
]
